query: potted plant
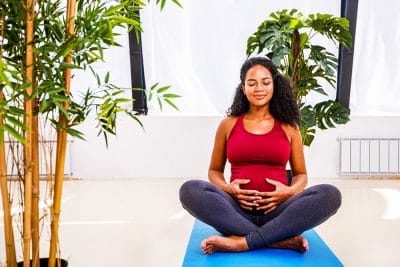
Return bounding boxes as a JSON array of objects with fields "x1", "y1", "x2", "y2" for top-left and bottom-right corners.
[
  {"x1": 246, "y1": 9, "x2": 352, "y2": 145},
  {"x1": 0, "y1": 0, "x2": 181, "y2": 266}
]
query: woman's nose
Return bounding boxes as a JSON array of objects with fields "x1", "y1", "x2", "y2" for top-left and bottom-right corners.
[{"x1": 254, "y1": 83, "x2": 265, "y2": 91}]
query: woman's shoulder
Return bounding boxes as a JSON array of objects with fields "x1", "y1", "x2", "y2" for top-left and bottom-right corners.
[
  {"x1": 280, "y1": 122, "x2": 300, "y2": 142},
  {"x1": 280, "y1": 122, "x2": 299, "y2": 131},
  {"x1": 218, "y1": 116, "x2": 240, "y2": 139},
  {"x1": 220, "y1": 116, "x2": 238, "y2": 126}
]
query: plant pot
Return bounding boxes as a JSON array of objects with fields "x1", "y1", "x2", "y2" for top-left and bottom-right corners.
[{"x1": 17, "y1": 258, "x2": 68, "y2": 267}]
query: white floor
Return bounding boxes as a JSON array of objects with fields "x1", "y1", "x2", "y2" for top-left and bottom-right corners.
[{"x1": 1, "y1": 178, "x2": 400, "y2": 267}]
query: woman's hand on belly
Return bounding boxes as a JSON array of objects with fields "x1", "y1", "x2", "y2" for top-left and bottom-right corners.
[
  {"x1": 229, "y1": 179, "x2": 262, "y2": 211},
  {"x1": 255, "y1": 178, "x2": 295, "y2": 214}
]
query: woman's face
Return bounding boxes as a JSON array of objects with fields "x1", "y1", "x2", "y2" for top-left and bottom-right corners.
[{"x1": 242, "y1": 64, "x2": 274, "y2": 107}]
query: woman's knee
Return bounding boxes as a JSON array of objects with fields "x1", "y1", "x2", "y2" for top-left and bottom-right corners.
[
  {"x1": 316, "y1": 184, "x2": 342, "y2": 210},
  {"x1": 179, "y1": 179, "x2": 208, "y2": 204}
]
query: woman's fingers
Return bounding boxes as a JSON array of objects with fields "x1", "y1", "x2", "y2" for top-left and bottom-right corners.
[
  {"x1": 253, "y1": 198, "x2": 279, "y2": 213},
  {"x1": 239, "y1": 203, "x2": 253, "y2": 210},
  {"x1": 240, "y1": 189, "x2": 259, "y2": 195},
  {"x1": 264, "y1": 206, "x2": 277, "y2": 214},
  {"x1": 238, "y1": 198, "x2": 258, "y2": 208},
  {"x1": 237, "y1": 193, "x2": 261, "y2": 201},
  {"x1": 237, "y1": 194, "x2": 261, "y2": 211},
  {"x1": 230, "y1": 180, "x2": 264, "y2": 210}
]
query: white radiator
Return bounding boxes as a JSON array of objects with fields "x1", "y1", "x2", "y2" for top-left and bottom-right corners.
[
  {"x1": 339, "y1": 138, "x2": 400, "y2": 176},
  {"x1": 5, "y1": 140, "x2": 73, "y2": 178}
]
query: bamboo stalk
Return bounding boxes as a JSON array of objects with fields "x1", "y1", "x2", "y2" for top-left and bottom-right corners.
[
  {"x1": 48, "y1": 0, "x2": 76, "y2": 266},
  {"x1": 0, "y1": 2, "x2": 17, "y2": 266},
  {"x1": 0, "y1": 140, "x2": 17, "y2": 267},
  {"x1": 24, "y1": 0, "x2": 35, "y2": 266},
  {"x1": 31, "y1": 109, "x2": 40, "y2": 267},
  {"x1": 0, "y1": 107, "x2": 17, "y2": 267}
]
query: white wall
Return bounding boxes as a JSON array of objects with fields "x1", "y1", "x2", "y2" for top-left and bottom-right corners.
[
  {"x1": 71, "y1": 115, "x2": 400, "y2": 180},
  {"x1": 71, "y1": 115, "x2": 221, "y2": 180}
]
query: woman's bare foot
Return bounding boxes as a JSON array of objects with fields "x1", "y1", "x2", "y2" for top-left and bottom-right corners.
[
  {"x1": 268, "y1": 235, "x2": 309, "y2": 253},
  {"x1": 200, "y1": 235, "x2": 249, "y2": 254}
]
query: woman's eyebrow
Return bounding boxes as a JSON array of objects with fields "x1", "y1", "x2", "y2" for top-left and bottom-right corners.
[{"x1": 246, "y1": 77, "x2": 272, "y2": 82}]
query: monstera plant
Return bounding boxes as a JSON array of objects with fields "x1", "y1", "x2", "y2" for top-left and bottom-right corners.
[
  {"x1": 0, "y1": 0, "x2": 180, "y2": 267},
  {"x1": 247, "y1": 9, "x2": 352, "y2": 145}
]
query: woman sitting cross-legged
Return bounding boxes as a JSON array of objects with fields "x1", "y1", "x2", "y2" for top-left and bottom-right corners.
[{"x1": 179, "y1": 57, "x2": 342, "y2": 254}]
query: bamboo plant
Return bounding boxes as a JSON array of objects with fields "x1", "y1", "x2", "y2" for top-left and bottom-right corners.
[
  {"x1": 247, "y1": 9, "x2": 352, "y2": 145},
  {"x1": 0, "y1": 0, "x2": 181, "y2": 266}
]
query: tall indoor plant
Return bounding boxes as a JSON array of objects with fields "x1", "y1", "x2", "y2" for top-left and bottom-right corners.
[
  {"x1": 0, "y1": 0, "x2": 181, "y2": 266},
  {"x1": 246, "y1": 9, "x2": 352, "y2": 145}
]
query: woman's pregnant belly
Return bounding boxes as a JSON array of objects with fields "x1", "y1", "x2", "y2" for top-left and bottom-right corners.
[{"x1": 230, "y1": 164, "x2": 288, "y2": 192}]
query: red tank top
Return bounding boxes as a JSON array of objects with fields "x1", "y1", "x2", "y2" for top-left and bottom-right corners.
[{"x1": 227, "y1": 115, "x2": 290, "y2": 192}]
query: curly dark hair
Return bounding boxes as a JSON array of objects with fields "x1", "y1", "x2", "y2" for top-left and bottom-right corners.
[{"x1": 226, "y1": 57, "x2": 300, "y2": 126}]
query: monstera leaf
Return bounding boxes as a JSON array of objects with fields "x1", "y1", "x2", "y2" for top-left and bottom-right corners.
[
  {"x1": 300, "y1": 104, "x2": 316, "y2": 146},
  {"x1": 314, "y1": 100, "x2": 350, "y2": 130},
  {"x1": 299, "y1": 101, "x2": 350, "y2": 145}
]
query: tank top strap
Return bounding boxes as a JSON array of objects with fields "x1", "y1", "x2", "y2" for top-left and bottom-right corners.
[
  {"x1": 227, "y1": 115, "x2": 244, "y2": 140},
  {"x1": 272, "y1": 119, "x2": 284, "y2": 132},
  {"x1": 237, "y1": 114, "x2": 244, "y2": 125}
]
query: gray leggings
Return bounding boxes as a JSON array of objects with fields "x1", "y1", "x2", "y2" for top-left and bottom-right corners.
[{"x1": 179, "y1": 179, "x2": 341, "y2": 249}]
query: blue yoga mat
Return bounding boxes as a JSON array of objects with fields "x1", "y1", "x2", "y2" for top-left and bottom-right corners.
[{"x1": 182, "y1": 220, "x2": 343, "y2": 267}]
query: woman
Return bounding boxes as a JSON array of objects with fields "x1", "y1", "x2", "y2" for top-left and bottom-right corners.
[{"x1": 179, "y1": 57, "x2": 341, "y2": 254}]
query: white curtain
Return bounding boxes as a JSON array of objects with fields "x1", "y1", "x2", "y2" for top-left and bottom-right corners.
[
  {"x1": 350, "y1": 0, "x2": 400, "y2": 115},
  {"x1": 140, "y1": 0, "x2": 340, "y2": 115}
]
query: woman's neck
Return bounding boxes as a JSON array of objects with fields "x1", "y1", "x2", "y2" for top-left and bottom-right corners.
[{"x1": 245, "y1": 107, "x2": 273, "y2": 120}]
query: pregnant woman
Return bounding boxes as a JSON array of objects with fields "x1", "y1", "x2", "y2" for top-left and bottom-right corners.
[{"x1": 179, "y1": 57, "x2": 342, "y2": 254}]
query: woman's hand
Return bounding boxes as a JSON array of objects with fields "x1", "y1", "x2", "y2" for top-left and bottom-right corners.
[
  {"x1": 255, "y1": 179, "x2": 296, "y2": 214},
  {"x1": 229, "y1": 179, "x2": 261, "y2": 211}
]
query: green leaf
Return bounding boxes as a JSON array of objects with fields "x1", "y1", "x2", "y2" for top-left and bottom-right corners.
[
  {"x1": 103, "y1": 131, "x2": 109, "y2": 148},
  {"x1": 157, "y1": 86, "x2": 171, "y2": 93},
  {"x1": 4, "y1": 124, "x2": 25, "y2": 144},
  {"x1": 289, "y1": 18, "x2": 300, "y2": 29},
  {"x1": 171, "y1": 0, "x2": 183, "y2": 9},
  {"x1": 105, "y1": 71, "x2": 110, "y2": 84},
  {"x1": 164, "y1": 98, "x2": 179, "y2": 111},
  {"x1": 18, "y1": 82, "x2": 33, "y2": 91},
  {"x1": 66, "y1": 127, "x2": 86, "y2": 140},
  {"x1": 163, "y1": 93, "x2": 181, "y2": 98},
  {"x1": 5, "y1": 115, "x2": 27, "y2": 130},
  {"x1": 157, "y1": 97, "x2": 163, "y2": 111},
  {"x1": 111, "y1": 16, "x2": 141, "y2": 28},
  {"x1": 0, "y1": 70, "x2": 12, "y2": 87},
  {"x1": 150, "y1": 83, "x2": 159, "y2": 91},
  {"x1": 54, "y1": 101, "x2": 70, "y2": 120},
  {"x1": 300, "y1": 104, "x2": 316, "y2": 128},
  {"x1": 126, "y1": 112, "x2": 144, "y2": 129},
  {"x1": 60, "y1": 62, "x2": 83, "y2": 70},
  {"x1": 114, "y1": 98, "x2": 131, "y2": 104},
  {"x1": 300, "y1": 126, "x2": 316, "y2": 146},
  {"x1": 314, "y1": 100, "x2": 350, "y2": 130},
  {"x1": 103, "y1": 2, "x2": 129, "y2": 17},
  {"x1": 8, "y1": 106, "x2": 25, "y2": 116},
  {"x1": 299, "y1": 33, "x2": 309, "y2": 48},
  {"x1": 156, "y1": 0, "x2": 167, "y2": 10},
  {"x1": 96, "y1": 73, "x2": 101, "y2": 86}
]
